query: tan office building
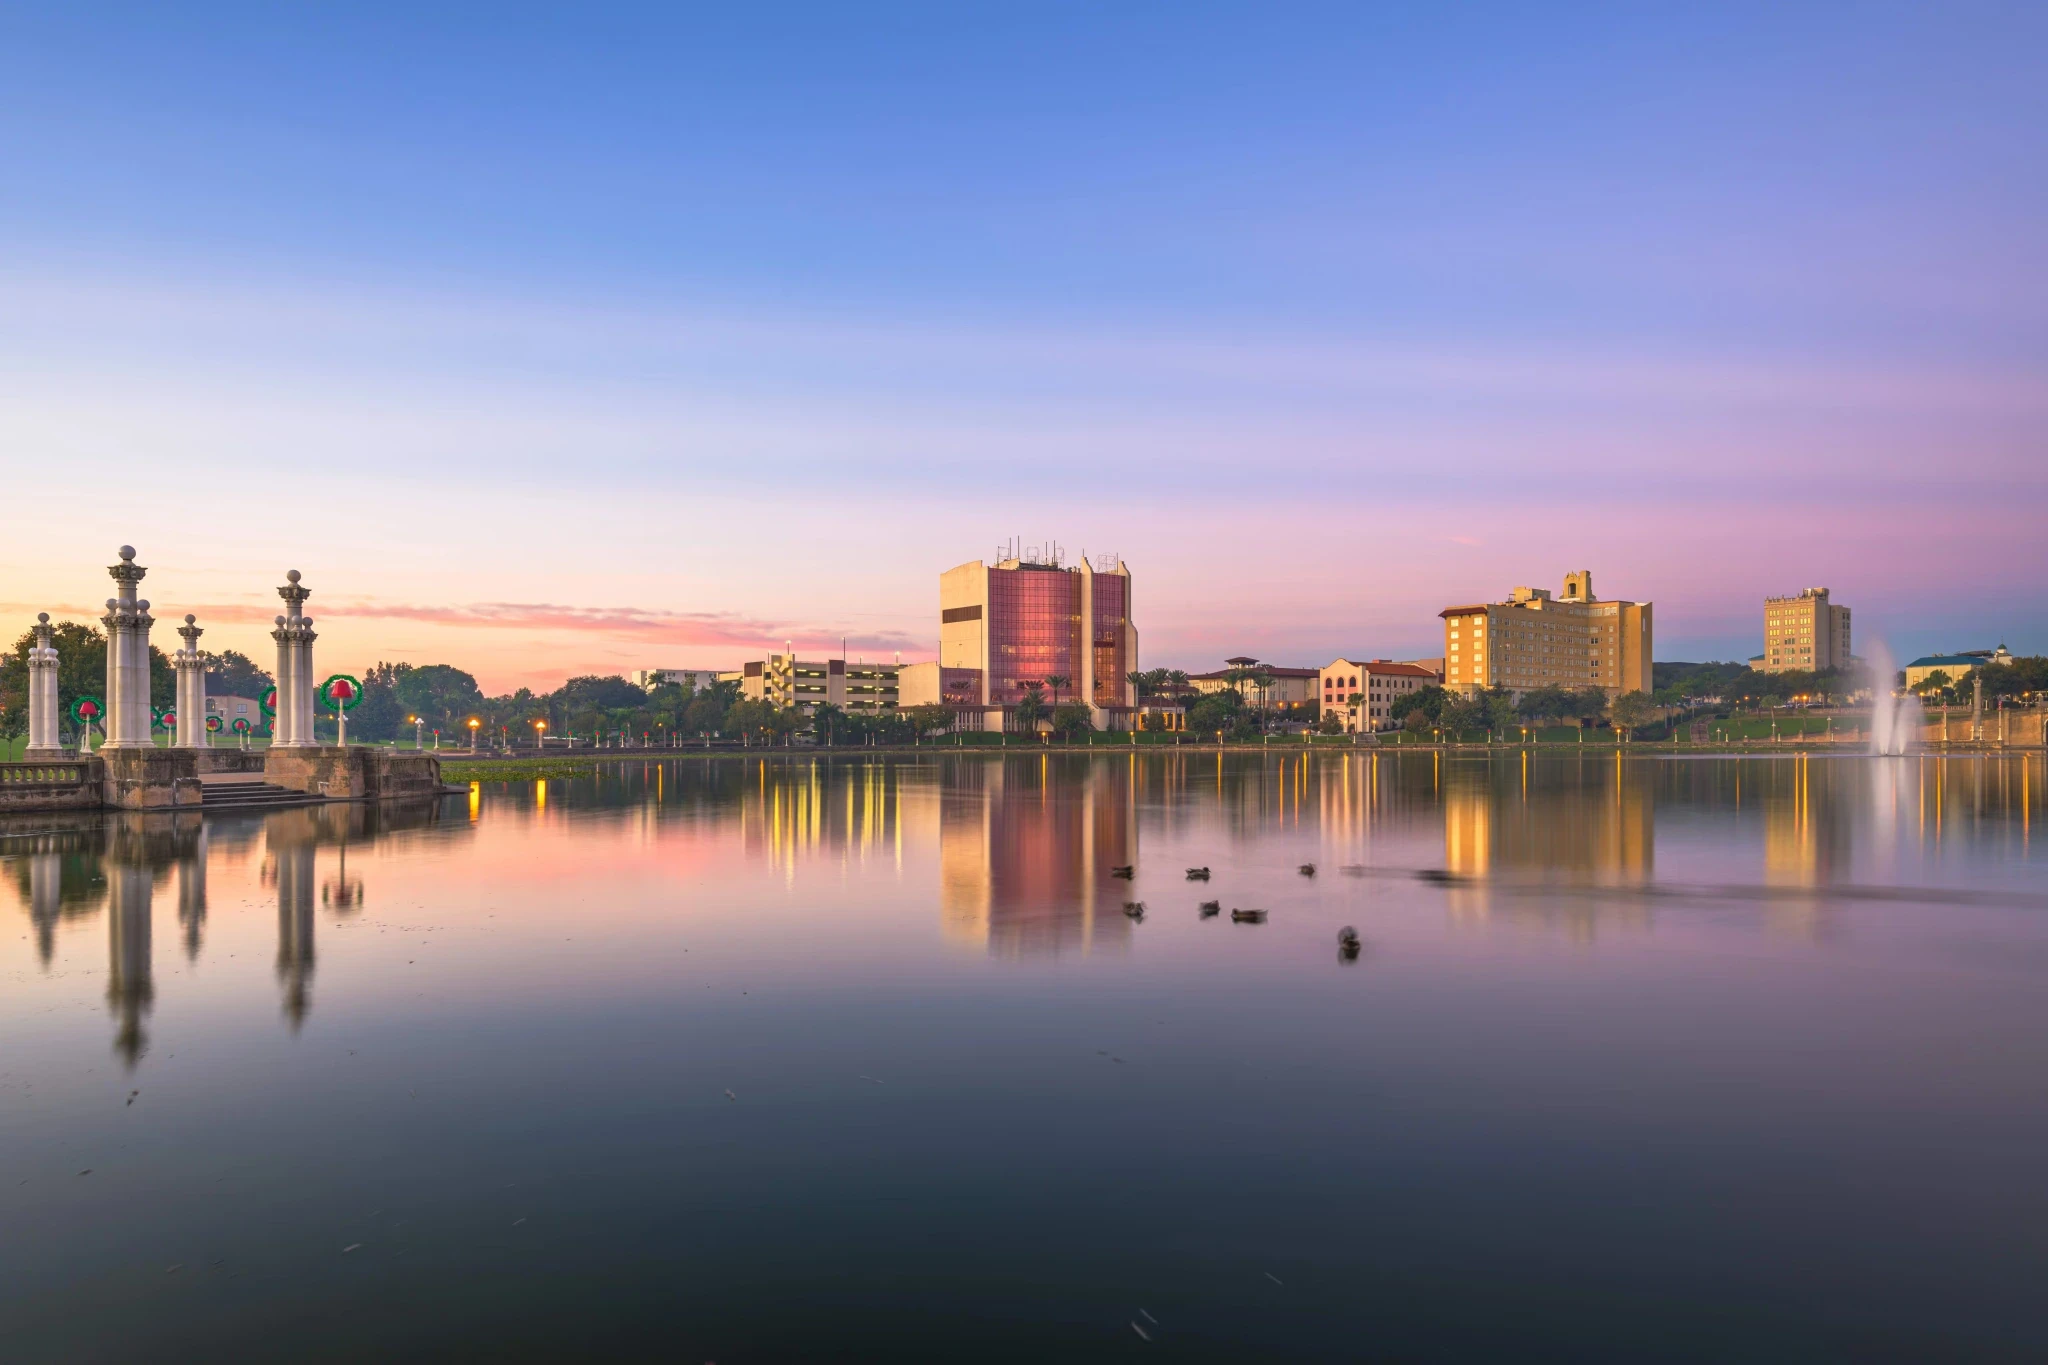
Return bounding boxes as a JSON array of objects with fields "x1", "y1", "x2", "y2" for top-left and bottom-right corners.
[
  {"x1": 739, "y1": 654, "x2": 901, "y2": 713},
  {"x1": 1185, "y1": 662, "x2": 1320, "y2": 713},
  {"x1": 1439, "y1": 571, "x2": 1652, "y2": 697},
  {"x1": 1756, "y1": 588, "x2": 1851, "y2": 673},
  {"x1": 1319, "y1": 659, "x2": 1440, "y2": 732}
]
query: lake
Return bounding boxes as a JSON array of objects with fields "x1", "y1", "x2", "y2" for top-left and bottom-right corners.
[{"x1": 4, "y1": 751, "x2": 2046, "y2": 1361}]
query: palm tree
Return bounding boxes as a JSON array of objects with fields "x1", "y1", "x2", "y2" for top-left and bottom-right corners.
[
  {"x1": 1249, "y1": 667, "x2": 1275, "y2": 732},
  {"x1": 1045, "y1": 674, "x2": 1071, "y2": 708},
  {"x1": 1014, "y1": 684, "x2": 1048, "y2": 735},
  {"x1": 811, "y1": 701, "x2": 845, "y2": 747}
]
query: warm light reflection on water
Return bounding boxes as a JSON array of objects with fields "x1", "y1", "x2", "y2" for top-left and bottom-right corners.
[{"x1": 4, "y1": 752, "x2": 2047, "y2": 1360}]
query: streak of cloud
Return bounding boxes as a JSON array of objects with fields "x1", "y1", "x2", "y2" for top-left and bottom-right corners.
[{"x1": 0, "y1": 597, "x2": 922, "y2": 655}]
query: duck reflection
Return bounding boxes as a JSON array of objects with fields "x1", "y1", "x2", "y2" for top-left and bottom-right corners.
[{"x1": 939, "y1": 755, "x2": 1136, "y2": 958}]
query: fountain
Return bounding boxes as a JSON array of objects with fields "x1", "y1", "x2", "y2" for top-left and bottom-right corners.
[{"x1": 1866, "y1": 639, "x2": 1910, "y2": 755}]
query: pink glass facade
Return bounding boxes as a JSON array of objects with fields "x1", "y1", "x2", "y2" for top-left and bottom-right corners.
[
  {"x1": 987, "y1": 566, "x2": 1082, "y2": 704},
  {"x1": 1090, "y1": 575, "x2": 1129, "y2": 706}
]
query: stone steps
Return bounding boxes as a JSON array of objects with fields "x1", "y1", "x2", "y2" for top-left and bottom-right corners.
[{"x1": 200, "y1": 780, "x2": 326, "y2": 810}]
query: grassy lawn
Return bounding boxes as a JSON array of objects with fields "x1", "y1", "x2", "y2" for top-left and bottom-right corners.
[{"x1": 439, "y1": 757, "x2": 607, "y2": 782}]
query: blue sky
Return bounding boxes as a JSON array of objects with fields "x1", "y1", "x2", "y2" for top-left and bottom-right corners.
[{"x1": 2, "y1": 4, "x2": 2043, "y2": 688}]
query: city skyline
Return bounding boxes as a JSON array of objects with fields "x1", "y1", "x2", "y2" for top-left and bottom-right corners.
[{"x1": 4, "y1": 6, "x2": 2044, "y2": 690}]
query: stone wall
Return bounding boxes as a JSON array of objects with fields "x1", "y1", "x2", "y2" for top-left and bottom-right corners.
[
  {"x1": 1922, "y1": 708, "x2": 2045, "y2": 747},
  {"x1": 265, "y1": 747, "x2": 443, "y2": 800},
  {"x1": 190, "y1": 747, "x2": 267, "y2": 775},
  {"x1": 100, "y1": 749, "x2": 203, "y2": 810},
  {"x1": 0, "y1": 760, "x2": 106, "y2": 811}
]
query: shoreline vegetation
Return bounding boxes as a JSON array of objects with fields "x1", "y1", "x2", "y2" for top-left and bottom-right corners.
[{"x1": 435, "y1": 738, "x2": 2034, "y2": 783}]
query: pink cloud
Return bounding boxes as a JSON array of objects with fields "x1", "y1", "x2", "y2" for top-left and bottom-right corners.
[{"x1": 0, "y1": 596, "x2": 923, "y2": 657}]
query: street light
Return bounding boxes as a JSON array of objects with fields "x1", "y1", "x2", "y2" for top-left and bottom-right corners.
[
  {"x1": 533, "y1": 719, "x2": 547, "y2": 749},
  {"x1": 468, "y1": 717, "x2": 480, "y2": 752},
  {"x1": 409, "y1": 715, "x2": 424, "y2": 750}
]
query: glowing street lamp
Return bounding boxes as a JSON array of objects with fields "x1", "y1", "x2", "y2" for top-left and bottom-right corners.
[
  {"x1": 468, "y1": 717, "x2": 480, "y2": 752},
  {"x1": 533, "y1": 719, "x2": 547, "y2": 749}
]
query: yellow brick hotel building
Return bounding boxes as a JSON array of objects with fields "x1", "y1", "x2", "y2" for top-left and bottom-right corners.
[{"x1": 1439, "y1": 571, "x2": 1652, "y2": 697}]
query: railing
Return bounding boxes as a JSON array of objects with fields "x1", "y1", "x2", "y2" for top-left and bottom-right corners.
[{"x1": 0, "y1": 762, "x2": 92, "y2": 787}]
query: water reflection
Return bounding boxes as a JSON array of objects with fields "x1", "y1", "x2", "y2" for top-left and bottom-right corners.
[
  {"x1": 1435, "y1": 753, "x2": 1654, "y2": 938},
  {"x1": 105, "y1": 854, "x2": 154, "y2": 1067},
  {"x1": 7, "y1": 823, "x2": 111, "y2": 963},
  {"x1": 5, "y1": 753, "x2": 2047, "y2": 1359},
  {"x1": 176, "y1": 827, "x2": 207, "y2": 959},
  {"x1": 103, "y1": 815, "x2": 204, "y2": 1066},
  {"x1": 480, "y1": 752, "x2": 2048, "y2": 953},
  {"x1": 6, "y1": 754, "x2": 2045, "y2": 1034},
  {"x1": 939, "y1": 755, "x2": 1137, "y2": 957},
  {"x1": 270, "y1": 815, "x2": 318, "y2": 1029},
  {"x1": 2, "y1": 799, "x2": 460, "y2": 1052}
]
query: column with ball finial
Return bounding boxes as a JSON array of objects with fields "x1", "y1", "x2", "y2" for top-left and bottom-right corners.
[
  {"x1": 174, "y1": 615, "x2": 207, "y2": 748},
  {"x1": 25, "y1": 613, "x2": 63, "y2": 759},
  {"x1": 101, "y1": 546, "x2": 156, "y2": 749}
]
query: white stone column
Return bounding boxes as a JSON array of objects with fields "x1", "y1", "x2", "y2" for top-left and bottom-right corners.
[
  {"x1": 174, "y1": 614, "x2": 207, "y2": 748},
  {"x1": 272, "y1": 613, "x2": 295, "y2": 745},
  {"x1": 272, "y1": 570, "x2": 317, "y2": 747},
  {"x1": 299, "y1": 615, "x2": 319, "y2": 746},
  {"x1": 25, "y1": 613, "x2": 63, "y2": 759},
  {"x1": 101, "y1": 546, "x2": 155, "y2": 750}
]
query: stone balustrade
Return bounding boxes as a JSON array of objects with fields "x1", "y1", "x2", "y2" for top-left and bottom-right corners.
[{"x1": 0, "y1": 761, "x2": 103, "y2": 811}]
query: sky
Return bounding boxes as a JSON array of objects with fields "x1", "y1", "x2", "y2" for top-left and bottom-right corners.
[{"x1": 2, "y1": 3, "x2": 2043, "y2": 692}]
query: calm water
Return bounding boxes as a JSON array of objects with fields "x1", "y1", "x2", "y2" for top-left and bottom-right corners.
[{"x1": 4, "y1": 752, "x2": 2047, "y2": 1361}]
